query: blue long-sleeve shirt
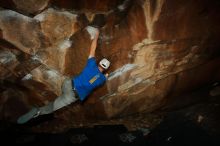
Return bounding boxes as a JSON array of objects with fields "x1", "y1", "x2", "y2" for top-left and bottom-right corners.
[{"x1": 73, "y1": 57, "x2": 106, "y2": 101}]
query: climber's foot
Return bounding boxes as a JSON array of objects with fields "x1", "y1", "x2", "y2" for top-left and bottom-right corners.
[{"x1": 17, "y1": 108, "x2": 40, "y2": 124}]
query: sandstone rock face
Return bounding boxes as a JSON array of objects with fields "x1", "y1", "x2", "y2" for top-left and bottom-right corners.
[
  {"x1": 0, "y1": 0, "x2": 220, "y2": 126},
  {"x1": 0, "y1": 0, "x2": 50, "y2": 15},
  {"x1": 13, "y1": 0, "x2": 50, "y2": 14},
  {"x1": 34, "y1": 8, "x2": 80, "y2": 44},
  {"x1": 0, "y1": 10, "x2": 48, "y2": 55}
]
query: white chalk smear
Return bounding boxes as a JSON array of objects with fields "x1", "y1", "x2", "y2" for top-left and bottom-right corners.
[
  {"x1": 0, "y1": 51, "x2": 16, "y2": 64},
  {"x1": 47, "y1": 70, "x2": 58, "y2": 78},
  {"x1": 118, "y1": 5, "x2": 126, "y2": 11},
  {"x1": 108, "y1": 64, "x2": 137, "y2": 80},
  {"x1": 58, "y1": 39, "x2": 72, "y2": 51},
  {"x1": 118, "y1": 77, "x2": 143, "y2": 91},
  {"x1": 22, "y1": 74, "x2": 33, "y2": 80},
  {"x1": 46, "y1": 69, "x2": 60, "y2": 79},
  {"x1": 31, "y1": 54, "x2": 42, "y2": 63},
  {"x1": 34, "y1": 8, "x2": 77, "y2": 22},
  {"x1": 86, "y1": 26, "x2": 98, "y2": 40},
  {"x1": 59, "y1": 11, "x2": 77, "y2": 20},
  {"x1": 0, "y1": 10, "x2": 32, "y2": 23},
  {"x1": 117, "y1": 0, "x2": 130, "y2": 11},
  {"x1": 34, "y1": 13, "x2": 45, "y2": 22}
]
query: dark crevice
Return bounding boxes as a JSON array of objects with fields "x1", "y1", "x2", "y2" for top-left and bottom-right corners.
[{"x1": 0, "y1": 39, "x2": 21, "y2": 51}]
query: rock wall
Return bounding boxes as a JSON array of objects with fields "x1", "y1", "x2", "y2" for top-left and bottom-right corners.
[{"x1": 0, "y1": 0, "x2": 220, "y2": 123}]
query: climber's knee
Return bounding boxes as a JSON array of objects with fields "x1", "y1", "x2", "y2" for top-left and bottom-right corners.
[{"x1": 62, "y1": 78, "x2": 73, "y2": 95}]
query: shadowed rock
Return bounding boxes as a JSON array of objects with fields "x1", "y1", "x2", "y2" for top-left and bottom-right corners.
[{"x1": 0, "y1": 0, "x2": 219, "y2": 128}]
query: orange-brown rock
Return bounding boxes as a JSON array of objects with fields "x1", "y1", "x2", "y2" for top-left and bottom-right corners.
[
  {"x1": 12, "y1": 0, "x2": 50, "y2": 14},
  {"x1": 0, "y1": 10, "x2": 46, "y2": 55},
  {"x1": 34, "y1": 8, "x2": 83, "y2": 45},
  {"x1": 0, "y1": 0, "x2": 219, "y2": 128},
  {"x1": 0, "y1": 0, "x2": 50, "y2": 15}
]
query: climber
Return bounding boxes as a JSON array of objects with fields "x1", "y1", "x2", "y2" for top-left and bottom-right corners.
[{"x1": 17, "y1": 28, "x2": 110, "y2": 124}]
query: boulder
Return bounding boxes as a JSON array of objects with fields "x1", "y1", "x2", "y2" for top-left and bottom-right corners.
[{"x1": 0, "y1": 0, "x2": 219, "y2": 129}]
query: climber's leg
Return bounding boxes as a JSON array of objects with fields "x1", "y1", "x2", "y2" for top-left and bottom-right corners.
[
  {"x1": 39, "y1": 77, "x2": 78, "y2": 114},
  {"x1": 17, "y1": 77, "x2": 78, "y2": 124}
]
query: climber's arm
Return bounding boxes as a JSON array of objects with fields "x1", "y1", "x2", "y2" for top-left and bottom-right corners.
[
  {"x1": 88, "y1": 30, "x2": 99, "y2": 58},
  {"x1": 105, "y1": 73, "x2": 109, "y2": 78}
]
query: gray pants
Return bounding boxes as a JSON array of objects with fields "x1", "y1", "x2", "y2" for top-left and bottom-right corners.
[{"x1": 39, "y1": 77, "x2": 78, "y2": 115}]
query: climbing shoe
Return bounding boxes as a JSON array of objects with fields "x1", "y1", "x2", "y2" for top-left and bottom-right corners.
[{"x1": 17, "y1": 107, "x2": 41, "y2": 124}]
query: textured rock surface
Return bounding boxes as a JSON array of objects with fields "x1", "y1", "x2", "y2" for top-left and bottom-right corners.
[
  {"x1": 0, "y1": 0, "x2": 220, "y2": 129},
  {"x1": 0, "y1": 10, "x2": 45, "y2": 54},
  {"x1": 13, "y1": 0, "x2": 50, "y2": 14},
  {"x1": 0, "y1": 0, "x2": 50, "y2": 15}
]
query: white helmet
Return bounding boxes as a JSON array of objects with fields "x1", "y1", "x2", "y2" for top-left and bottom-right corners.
[{"x1": 99, "y1": 58, "x2": 110, "y2": 70}]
